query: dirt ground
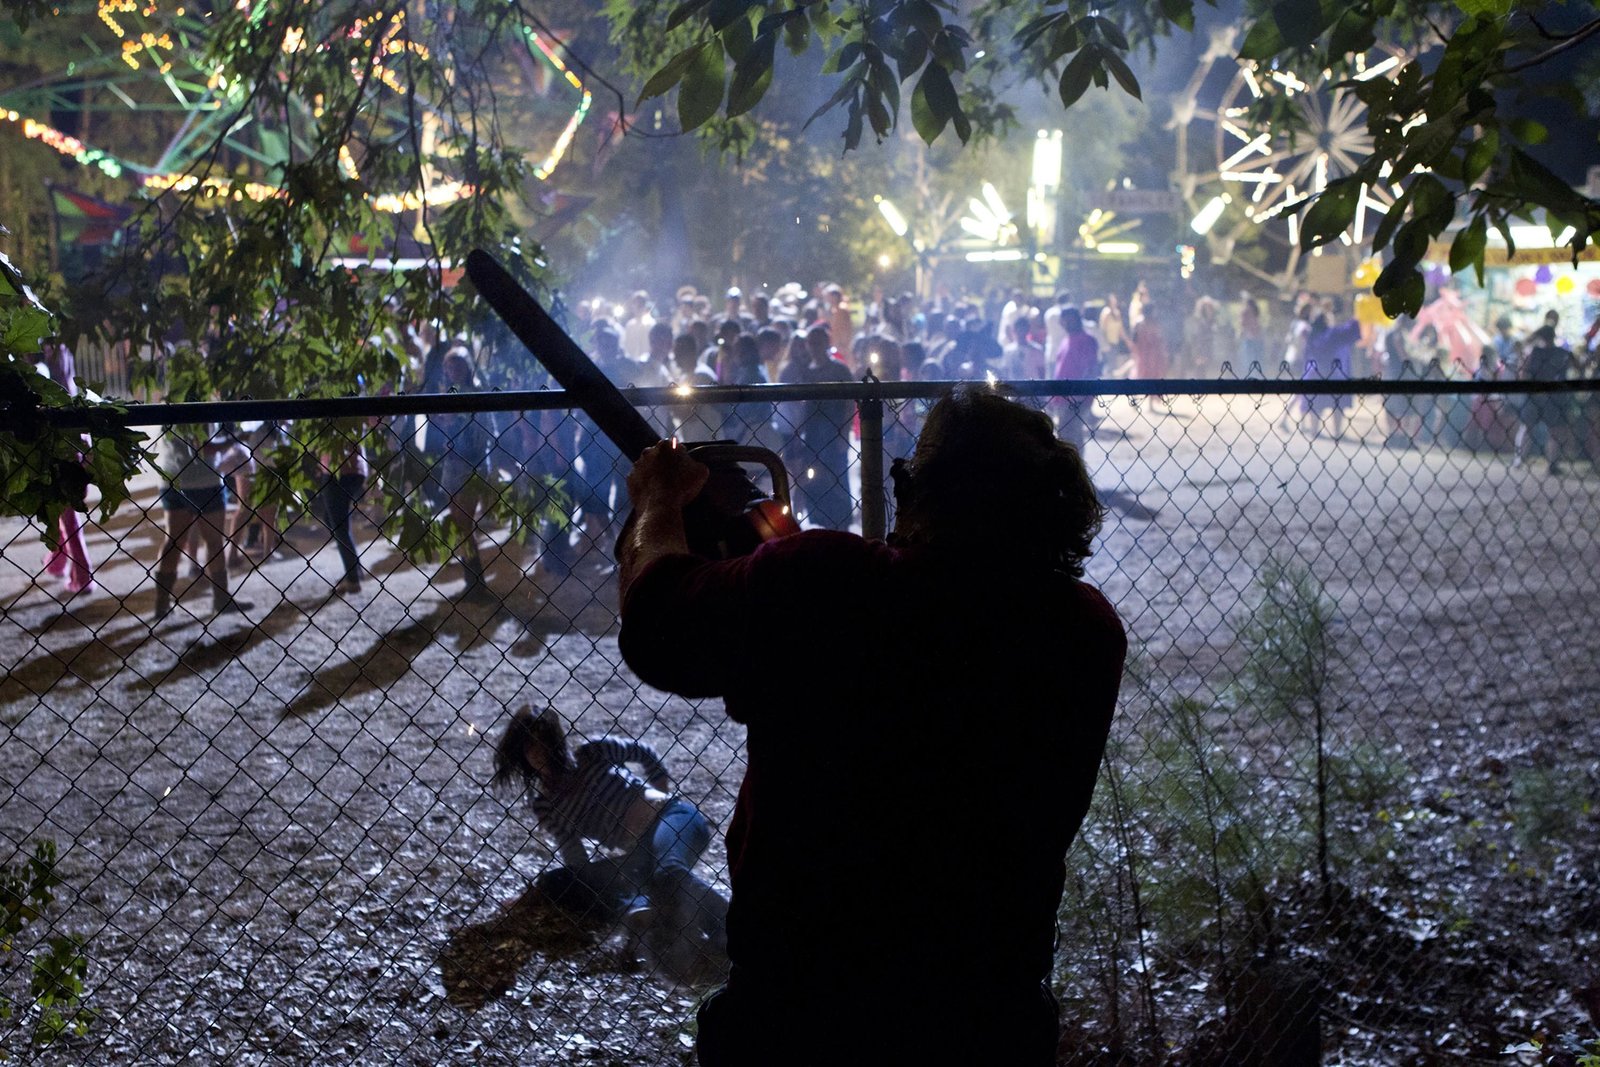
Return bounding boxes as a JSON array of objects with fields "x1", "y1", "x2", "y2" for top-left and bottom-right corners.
[{"x1": 0, "y1": 392, "x2": 1597, "y2": 1065}]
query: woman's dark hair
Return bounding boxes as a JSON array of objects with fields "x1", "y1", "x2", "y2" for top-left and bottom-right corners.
[
  {"x1": 892, "y1": 385, "x2": 1104, "y2": 576},
  {"x1": 491, "y1": 706, "x2": 573, "y2": 803},
  {"x1": 1062, "y1": 307, "x2": 1085, "y2": 333}
]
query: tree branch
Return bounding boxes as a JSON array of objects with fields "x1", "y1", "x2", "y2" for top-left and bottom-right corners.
[{"x1": 1504, "y1": 15, "x2": 1600, "y2": 75}]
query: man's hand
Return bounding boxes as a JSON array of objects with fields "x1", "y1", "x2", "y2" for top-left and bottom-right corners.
[
  {"x1": 618, "y1": 440, "x2": 709, "y2": 604},
  {"x1": 626, "y1": 440, "x2": 710, "y2": 512}
]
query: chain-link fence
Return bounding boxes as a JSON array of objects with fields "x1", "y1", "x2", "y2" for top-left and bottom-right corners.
[{"x1": 2, "y1": 376, "x2": 1599, "y2": 1065}]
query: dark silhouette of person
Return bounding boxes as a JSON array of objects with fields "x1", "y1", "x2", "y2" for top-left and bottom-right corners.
[{"x1": 617, "y1": 387, "x2": 1126, "y2": 1066}]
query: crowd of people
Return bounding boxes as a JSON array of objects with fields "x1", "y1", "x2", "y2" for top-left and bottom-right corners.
[{"x1": 29, "y1": 277, "x2": 1600, "y2": 610}]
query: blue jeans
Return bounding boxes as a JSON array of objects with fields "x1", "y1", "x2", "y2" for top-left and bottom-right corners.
[{"x1": 620, "y1": 797, "x2": 711, "y2": 907}]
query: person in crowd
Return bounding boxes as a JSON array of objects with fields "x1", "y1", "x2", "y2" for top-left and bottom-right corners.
[
  {"x1": 823, "y1": 284, "x2": 855, "y2": 353},
  {"x1": 1183, "y1": 296, "x2": 1220, "y2": 377},
  {"x1": 492, "y1": 707, "x2": 727, "y2": 976},
  {"x1": 622, "y1": 291, "x2": 656, "y2": 362},
  {"x1": 1283, "y1": 302, "x2": 1314, "y2": 376},
  {"x1": 314, "y1": 420, "x2": 371, "y2": 595},
  {"x1": 953, "y1": 314, "x2": 1003, "y2": 378},
  {"x1": 1300, "y1": 301, "x2": 1360, "y2": 438},
  {"x1": 779, "y1": 324, "x2": 855, "y2": 530},
  {"x1": 212, "y1": 423, "x2": 257, "y2": 571},
  {"x1": 152, "y1": 423, "x2": 251, "y2": 621},
  {"x1": 1515, "y1": 324, "x2": 1578, "y2": 474},
  {"x1": 616, "y1": 386, "x2": 1125, "y2": 1066},
  {"x1": 1097, "y1": 293, "x2": 1127, "y2": 364},
  {"x1": 1129, "y1": 297, "x2": 1171, "y2": 410},
  {"x1": 639, "y1": 322, "x2": 677, "y2": 388},
  {"x1": 435, "y1": 348, "x2": 495, "y2": 595},
  {"x1": 999, "y1": 318, "x2": 1040, "y2": 381},
  {"x1": 1128, "y1": 279, "x2": 1151, "y2": 329},
  {"x1": 38, "y1": 337, "x2": 95, "y2": 596},
  {"x1": 1467, "y1": 343, "x2": 1516, "y2": 452},
  {"x1": 1042, "y1": 291, "x2": 1073, "y2": 362},
  {"x1": 1051, "y1": 306, "x2": 1101, "y2": 451},
  {"x1": 1237, "y1": 296, "x2": 1265, "y2": 367},
  {"x1": 755, "y1": 328, "x2": 786, "y2": 384},
  {"x1": 1381, "y1": 329, "x2": 1423, "y2": 447},
  {"x1": 925, "y1": 314, "x2": 961, "y2": 371},
  {"x1": 998, "y1": 287, "x2": 1030, "y2": 345}
]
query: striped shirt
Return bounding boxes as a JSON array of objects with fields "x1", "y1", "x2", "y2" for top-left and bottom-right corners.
[{"x1": 531, "y1": 739, "x2": 668, "y2": 867}]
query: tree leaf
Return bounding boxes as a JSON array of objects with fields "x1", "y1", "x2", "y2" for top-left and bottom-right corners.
[
  {"x1": 822, "y1": 41, "x2": 863, "y2": 74},
  {"x1": 911, "y1": 62, "x2": 957, "y2": 143},
  {"x1": 903, "y1": 0, "x2": 943, "y2": 39},
  {"x1": 666, "y1": 0, "x2": 714, "y2": 33},
  {"x1": 707, "y1": 0, "x2": 755, "y2": 32},
  {"x1": 1240, "y1": 0, "x2": 1339, "y2": 59},
  {"x1": 727, "y1": 32, "x2": 776, "y2": 117},
  {"x1": 1463, "y1": 127, "x2": 1498, "y2": 186},
  {"x1": 638, "y1": 45, "x2": 705, "y2": 104},
  {"x1": 1092, "y1": 16, "x2": 1129, "y2": 51},
  {"x1": 806, "y1": 70, "x2": 864, "y2": 130},
  {"x1": 1057, "y1": 44, "x2": 1099, "y2": 109},
  {"x1": 677, "y1": 41, "x2": 727, "y2": 131},
  {"x1": 1377, "y1": 267, "x2": 1426, "y2": 318},
  {"x1": 1453, "y1": 0, "x2": 1510, "y2": 16},
  {"x1": 1014, "y1": 12, "x2": 1061, "y2": 53},
  {"x1": 1508, "y1": 117, "x2": 1547, "y2": 145},
  {"x1": 722, "y1": 12, "x2": 755, "y2": 63},
  {"x1": 1449, "y1": 214, "x2": 1488, "y2": 286},
  {"x1": 1299, "y1": 176, "x2": 1361, "y2": 250},
  {"x1": 1103, "y1": 50, "x2": 1141, "y2": 100},
  {"x1": 1160, "y1": 0, "x2": 1196, "y2": 33}
]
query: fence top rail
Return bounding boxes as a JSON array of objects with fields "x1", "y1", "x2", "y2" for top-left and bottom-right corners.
[{"x1": 34, "y1": 376, "x2": 1600, "y2": 428}]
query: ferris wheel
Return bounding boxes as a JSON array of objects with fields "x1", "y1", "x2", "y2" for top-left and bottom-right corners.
[{"x1": 1170, "y1": 27, "x2": 1412, "y2": 288}]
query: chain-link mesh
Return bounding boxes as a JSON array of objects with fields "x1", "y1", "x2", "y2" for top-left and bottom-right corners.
[{"x1": 2, "y1": 377, "x2": 1598, "y2": 1064}]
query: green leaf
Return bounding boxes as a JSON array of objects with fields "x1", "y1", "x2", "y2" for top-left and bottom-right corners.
[
  {"x1": 1, "y1": 305, "x2": 53, "y2": 354},
  {"x1": 707, "y1": 0, "x2": 755, "y2": 32},
  {"x1": 1102, "y1": 50, "x2": 1141, "y2": 100},
  {"x1": 1092, "y1": 17, "x2": 1129, "y2": 51},
  {"x1": 1508, "y1": 117, "x2": 1547, "y2": 145},
  {"x1": 911, "y1": 62, "x2": 956, "y2": 143},
  {"x1": 666, "y1": 0, "x2": 713, "y2": 32},
  {"x1": 1014, "y1": 12, "x2": 1061, "y2": 52},
  {"x1": 1377, "y1": 267, "x2": 1426, "y2": 318},
  {"x1": 727, "y1": 32, "x2": 776, "y2": 117},
  {"x1": 1300, "y1": 177, "x2": 1361, "y2": 249},
  {"x1": 904, "y1": 0, "x2": 943, "y2": 39},
  {"x1": 637, "y1": 45, "x2": 705, "y2": 104},
  {"x1": 722, "y1": 13, "x2": 755, "y2": 62},
  {"x1": 1449, "y1": 215, "x2": 1489, "y2": 286},
  {"x1": 1463, "y1": 127, "x2": 1498, "y2": 186},
  {"x1": 1160, "y1": 0, "x2": 1196, "y2": 32},
  {"x1": 677, "y1": 41, "x2": 727, "y2": 131},
  {"x1": 1240, "y1": 0, "x2": 1340, "y2": 58},
  {"x1": 1327, "y1": 10, "x2": 1376, "y2": 57},
  {"x1": 822, "y1": 41, "x2": 863, "y2": 74},
  {"x1": 1057, "y1": 45, "x2": 1099, "y2": 109},
  {"x1": 806, "y1": 70, "x2": 864, "y2": 130},
  {"x1": 1452, "y1": 0, "x2": 1510, "y2": 16}
]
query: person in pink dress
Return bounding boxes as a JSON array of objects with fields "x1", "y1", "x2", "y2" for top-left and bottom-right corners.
[{"x1": 39, "y1": 338, "x2": 95, "y2": 596}]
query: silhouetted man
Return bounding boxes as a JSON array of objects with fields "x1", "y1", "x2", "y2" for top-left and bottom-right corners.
[{"x1": 618, "y1": 387, "x2": 1126, "y2": 1065}]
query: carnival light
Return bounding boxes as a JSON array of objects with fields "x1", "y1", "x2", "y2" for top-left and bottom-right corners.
[
  {"x1": 1190, "y1": 194, "x2": 1230, "y2": 235},
  {"x1": 875, "y1": 197, "x2": 909, "y2": 238},
  {"x1": 1096, "y1": 242, "x2": 1140, "y2": 255}
]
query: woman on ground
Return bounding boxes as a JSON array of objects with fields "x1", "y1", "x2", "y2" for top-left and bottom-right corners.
[{"x1": 493, "y1": 707, "x2": 727, "y2": 976}]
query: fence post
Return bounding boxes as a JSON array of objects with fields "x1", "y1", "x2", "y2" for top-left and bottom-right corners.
[{"x1": 858, "y1": 377, "x2": 885, "y2": 540}]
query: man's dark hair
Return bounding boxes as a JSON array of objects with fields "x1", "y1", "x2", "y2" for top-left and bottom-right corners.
[
  {"x1": 1532, "y1": 324, "x2": 1556, "y2": 345},
  {"x1": 893, "y1": 386, "x2": 1104, "y2": 576}
]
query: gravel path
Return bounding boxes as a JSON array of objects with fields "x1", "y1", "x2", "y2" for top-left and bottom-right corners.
[{"x1": 0, "y1": 393, "x2": 1596, "y2": 1064}]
